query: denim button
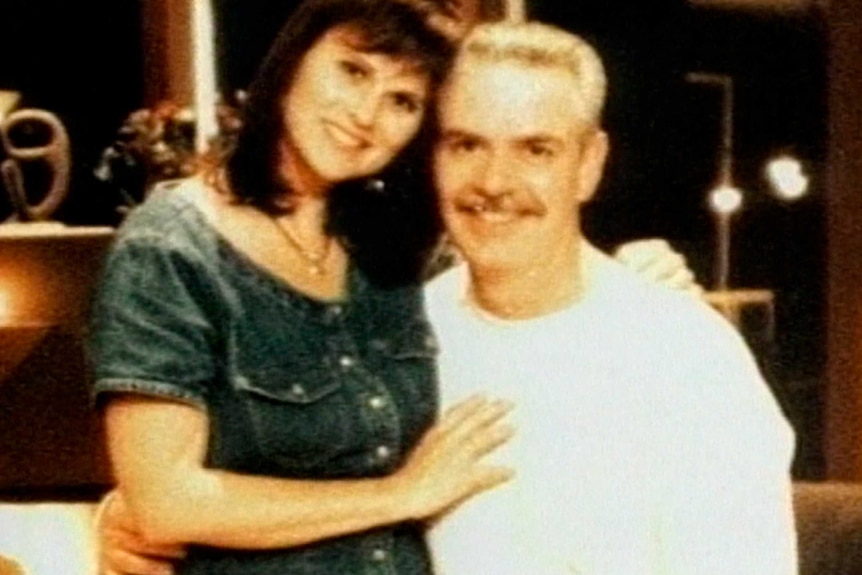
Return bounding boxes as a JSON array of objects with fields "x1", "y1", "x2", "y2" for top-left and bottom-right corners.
[
  {"x1": 326, "y1": 305, "x2": 343, "y2": 320},
  {"x1": 375, "y1": 445, "x2": 391, "y2": 460},
  {"x1": 290, "y1": 383, "x2": 306, "y2": 397},
  {"x1": 371, "y1": 548, "x2": 388, "y2": 562},
  {"x1": 369, "y1": 396, "x2": 386, "y2": 410},
  {"x1": 339, "y1": 355, "x2": 355, "y2": 368}
]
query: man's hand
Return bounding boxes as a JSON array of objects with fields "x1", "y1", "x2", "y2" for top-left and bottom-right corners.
[
  {"x1": 614, "y1": 239, "x2": 703, "y2": 296},
  {"x1": 96, "y1": 491, "x2": 186, "y2": 575}
]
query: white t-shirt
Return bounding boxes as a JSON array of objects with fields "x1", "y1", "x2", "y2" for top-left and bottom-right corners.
[{"x1": 424, "y1": 244, "x2": 797, "y2": 575}]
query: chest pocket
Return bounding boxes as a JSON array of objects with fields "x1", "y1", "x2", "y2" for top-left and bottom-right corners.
[
  {"x1": 234, "y1": 367, "x2": 356, "y2": 474},
  {"x1": 369, "y1": 322, "x2": 440, "y2": 445},
  {"x1": 369, "y1": 323, "x2": 439, "y2": 393}
]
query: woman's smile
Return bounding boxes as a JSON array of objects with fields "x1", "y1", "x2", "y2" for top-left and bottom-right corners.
[{"x1": 283, "y1": 26, "x2": 430, "y2": 186}]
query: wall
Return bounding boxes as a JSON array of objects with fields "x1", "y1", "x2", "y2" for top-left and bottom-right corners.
[{"x1": 825, "y1": 0, "x2": 862, "y2": 479}]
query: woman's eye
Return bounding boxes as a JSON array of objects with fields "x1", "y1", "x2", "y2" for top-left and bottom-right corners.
[
  {"x1": 340, "y1": 61, "x2": 367, "y2": 79},
  {"x1": 392, "y1": 93, "x2": 422, "y2": 114}
]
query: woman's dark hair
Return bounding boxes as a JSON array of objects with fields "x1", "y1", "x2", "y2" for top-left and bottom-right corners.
[{"x1": 225, "y1": 0, "x2": 458, "y2": 285}]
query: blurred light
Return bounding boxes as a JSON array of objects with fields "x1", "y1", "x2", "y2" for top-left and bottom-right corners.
[
  {"x1": 505, "y1": 0, "x2": 527, "y2": 21},
  {"x1": 765, "y1": 155, "x2": 809, "y2": 201},
  {"x1": 0, "y1": 287, "x2": 10, "y2": 322},
  {"x1": 708, "y1": 185, "x2": 744, "y2": 215},
  {"x1": 192, "y1": 0, "x2": 218, "y2": 152},
  {"x1": 0, "y1": 274, "x2": 34, "y2": 325},
  {"x1": 0, "y1": 90, "x2": 21, "y2": 121}
]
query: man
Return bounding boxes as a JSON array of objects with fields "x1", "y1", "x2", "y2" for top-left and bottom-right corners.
[{"x1": 425, "y1": 21, "x2": 797, "y2": 575}]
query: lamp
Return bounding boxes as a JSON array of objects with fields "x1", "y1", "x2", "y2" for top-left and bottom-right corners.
[
  {"x1": 765, "y1": 154, "x2": 809, "y2": 201},
  {"x1": 686, "y1": 72, "x2": 741, "y2": 292}
]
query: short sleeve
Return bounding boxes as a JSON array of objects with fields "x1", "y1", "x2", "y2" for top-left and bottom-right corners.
[
  {"x1": 654, "y1": 302, "x2": 798, "y2": 575},
  {"x1": 88, "y1": 236, "x2": 219, "y2": 408}
]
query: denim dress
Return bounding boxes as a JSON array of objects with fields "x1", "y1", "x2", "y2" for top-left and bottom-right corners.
[{"x1": 89, "y1": 183, "x2": 439, "y2": 575}]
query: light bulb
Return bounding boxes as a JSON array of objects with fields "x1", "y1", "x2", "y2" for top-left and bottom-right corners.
[
  {"x1": 766, "y1": 155, "x2": 809, "y2": 201},
  {"x1": 708, "y1": 185, "x2": 744, "y2": 215}
]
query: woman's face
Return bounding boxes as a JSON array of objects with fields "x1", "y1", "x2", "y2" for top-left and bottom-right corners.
[{"x1": 282, "y1": 25, "x2": 431, "y2": 187}]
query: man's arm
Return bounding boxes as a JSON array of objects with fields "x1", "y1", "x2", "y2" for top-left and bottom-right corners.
[{"x1": 657, "y1": 309, "x2": 798, "y2": 574}]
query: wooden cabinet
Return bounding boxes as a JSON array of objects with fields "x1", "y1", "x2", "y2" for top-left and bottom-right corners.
[{"x1": 0, "y1": 227, "x2": 113, "y2": 499}]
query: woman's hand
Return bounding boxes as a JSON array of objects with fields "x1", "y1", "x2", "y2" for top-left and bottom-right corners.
[
  {"x1": 96, "y1": 490, "x2": 186, "y2": 575},
  {"x1": 614, "y1": 239, "x2": 703, "y2": 296},
  {"x1": 391, "y1": 395, "x2": 515, "y2": 521}
]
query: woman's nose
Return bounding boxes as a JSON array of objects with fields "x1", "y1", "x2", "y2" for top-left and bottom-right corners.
[{"x1": 348, "y1": 90, "x2": 382, "y2": 130}]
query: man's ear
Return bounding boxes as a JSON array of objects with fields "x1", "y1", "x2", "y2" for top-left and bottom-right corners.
[{"x1": 575, "y1": 129, "x2": 609, "y2": 203}]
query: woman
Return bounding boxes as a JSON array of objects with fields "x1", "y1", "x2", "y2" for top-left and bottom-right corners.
[
  {"x1": 91, "y1": 0, "x2": 514, "y2": 573},
  {"x1": 91, "y1": 0, "x2": 698, "y2": 574}
]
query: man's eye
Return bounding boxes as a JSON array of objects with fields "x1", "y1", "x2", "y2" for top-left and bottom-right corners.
[
  {"x1": 450, "y1": 139, "x2": 478, "y2": 154},
  {"x1": 526, "y1": 142, "x2": 554, "y2": 157},
  {"x1": 340, "y1": 61, "x2": 367, "y2": 79}
]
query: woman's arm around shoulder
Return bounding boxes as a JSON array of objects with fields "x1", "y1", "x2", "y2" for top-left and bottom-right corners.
[{"x1": 614, "y1": 238, "x2": 703, "y2": 295}]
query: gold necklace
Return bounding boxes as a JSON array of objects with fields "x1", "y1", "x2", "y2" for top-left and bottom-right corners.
[{"x1": 269, "y1": 215, "x2": 332, "y2": 276}]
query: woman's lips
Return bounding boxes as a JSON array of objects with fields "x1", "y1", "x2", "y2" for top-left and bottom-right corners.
[{"x1": 323, "y1": 120, "x2": 371, "y2": 150}]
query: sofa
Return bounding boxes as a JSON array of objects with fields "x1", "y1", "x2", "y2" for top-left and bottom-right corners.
[
  {"x1": 0, "y1": 482, "x2": 861, "y2": 575},
  {"x1": 795, "y1": 482, "x2": 862, "y2": 575}
]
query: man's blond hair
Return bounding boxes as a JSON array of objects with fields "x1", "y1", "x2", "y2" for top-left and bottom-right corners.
[{"x1": 450, "y1": 21, "x2": 607, "y2": 126}]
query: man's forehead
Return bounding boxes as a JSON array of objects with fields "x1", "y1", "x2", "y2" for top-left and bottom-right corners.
[
  {"x1": 443, "y1": 60, "x2": 577, "y2": 103},
  {"x1": 437, "y1": 60, "x2": 583, "y2": 131}
]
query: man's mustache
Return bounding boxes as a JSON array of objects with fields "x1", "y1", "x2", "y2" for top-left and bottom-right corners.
[{"x1": 452, "y1": 193, "x2": 546, "y2": 217}]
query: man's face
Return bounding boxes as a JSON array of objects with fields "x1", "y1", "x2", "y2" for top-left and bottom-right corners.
[{"x1": 433, "y1": 60, "x2": 608, "y2": 273}]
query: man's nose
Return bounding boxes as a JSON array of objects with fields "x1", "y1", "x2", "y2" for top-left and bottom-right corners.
[{"x1": 475, "y1": 153, "x2": 515, "y2": 197}]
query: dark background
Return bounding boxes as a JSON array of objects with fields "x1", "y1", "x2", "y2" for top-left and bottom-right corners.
[
  {"x1": 0, "y1": 0, "x2": 144, "y2": 224},
  {"x1": 531, "y1": 1, "x2": 828, "y2": 476},
  {"x1": 0, "y1": 0, "x2": 828, "y2": 477}
]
